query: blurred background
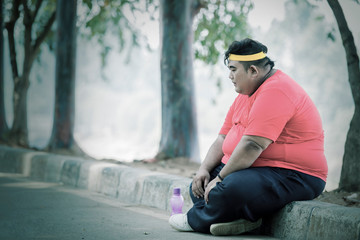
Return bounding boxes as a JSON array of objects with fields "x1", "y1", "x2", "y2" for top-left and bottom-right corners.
[{"x1": 3, "y1": 0, "x2": 360, "y2": 191}]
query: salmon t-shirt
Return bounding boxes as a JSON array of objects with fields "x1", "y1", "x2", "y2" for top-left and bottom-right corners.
[{"x1": 219, "y1": 70, "x2": 328, "y2": 182}]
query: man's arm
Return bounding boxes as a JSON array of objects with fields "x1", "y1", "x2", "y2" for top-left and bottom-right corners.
[
  {"x1": 192, "y1": 134, "x2": 225, "y2": 198},
  {"x1": 204, "y1": 135, "x2": 272, "y2": 203},
  {"x1": 218, "y1": 135, "x2": 272, "y2": 178}
]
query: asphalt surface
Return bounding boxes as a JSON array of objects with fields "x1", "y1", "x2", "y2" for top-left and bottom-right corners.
[{"x1": 0, "y1": 173, "x2": 276, "y2": 240}]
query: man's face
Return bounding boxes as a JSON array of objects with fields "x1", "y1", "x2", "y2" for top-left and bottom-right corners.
[{"x1": 227, "y1": 60, "x2": 253, "y2": 95}]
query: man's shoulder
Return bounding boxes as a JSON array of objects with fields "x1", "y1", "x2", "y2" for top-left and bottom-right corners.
[{"x1": 263, "y1": 70, "x2": 304, "y2": 93}]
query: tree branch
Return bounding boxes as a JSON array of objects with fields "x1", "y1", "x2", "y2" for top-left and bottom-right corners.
[
  {"x1": 22, "y1": 0, "x2": 44, "y2": 25},
  {"x1": 4, "y1": 0, "x2": 21, "y2": 81},
  {"x1": 8, "y1": 0, "x2": 21, "y2": 22},
  {"x1": 22, "y1": 0, "x2": 32, "y2": 26},
  {"x1": 32, "y1": 10, "x2": 56, "y2": 63},
  {"x1": 22, "y1": 0, "x2": 33, "y2": 76},
  {"x1": 32, "y1": 0, "x2": 44, "y2": 24}
]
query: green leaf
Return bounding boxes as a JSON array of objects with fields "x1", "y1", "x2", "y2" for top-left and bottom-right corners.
[{"x1": 327, "y1": 32, "x2": 335, "y2": 42}]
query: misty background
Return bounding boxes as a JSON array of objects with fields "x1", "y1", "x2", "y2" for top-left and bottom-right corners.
[{"x1": 3, "y1": 0, "x2": 360, "y2": 191}]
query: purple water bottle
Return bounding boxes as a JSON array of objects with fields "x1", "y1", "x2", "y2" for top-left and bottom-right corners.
[{"x1": 170, "y1": 187, "x2": 184, "y2": 215}]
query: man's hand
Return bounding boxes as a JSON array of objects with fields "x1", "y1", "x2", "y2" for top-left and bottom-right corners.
[
  {"x1": 204, "y1": 176, "x2": 222, "y2": 203},
  {"x1": 191, "y1": 169, "x2": 210, "y2": 198}
]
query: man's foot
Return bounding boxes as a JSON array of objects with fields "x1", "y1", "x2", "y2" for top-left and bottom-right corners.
[
  {"x1": 169, "y1": 214, "x2": 194, "y2": 232},
  {"x1": 210, "y1": 218, "x2": 262, "y2": 236}
]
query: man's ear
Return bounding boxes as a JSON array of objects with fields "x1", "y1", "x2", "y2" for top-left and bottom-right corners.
[{"x1": 249, "y1": 65, "x2": 259, "y2": 76}]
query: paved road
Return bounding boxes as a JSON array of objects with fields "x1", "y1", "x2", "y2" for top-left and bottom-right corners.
[{"x1": 0, "y1": 173, "x2": 276, "y2": 240}]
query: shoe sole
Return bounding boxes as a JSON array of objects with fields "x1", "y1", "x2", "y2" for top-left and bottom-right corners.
[{"x1": 210, "y1": 218, "x2": 262, "y2": 236}]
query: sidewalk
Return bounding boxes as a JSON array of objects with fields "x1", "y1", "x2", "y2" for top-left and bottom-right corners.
[
  {"x1": 0, "y1": 173, "x2": 275, "y2": 240},
  {"x1": 0, "y1": 145, "x2": 359, "y2": 239}
]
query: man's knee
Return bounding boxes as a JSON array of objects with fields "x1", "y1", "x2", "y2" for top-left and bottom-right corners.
[{"x1": 214, "y1": 172, "x2": 262, "y2": 204}]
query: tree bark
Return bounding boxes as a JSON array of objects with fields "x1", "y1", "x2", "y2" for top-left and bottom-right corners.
[
  {"x1": 5, "y1": 0, "x2": 29, "y2": 146},
  {"x1": 327, "y1": 0, "x2": 360, "y2": 191},
  {"x1": 47, "y1": 0, "x2": 83, "y2": 155},
  {"x1": 0, "y1": 0, "x2": 9, "y2": 141},
  {"x1": 9, "y1": 75, "x2": 29, "y2": 146},
  {"x1": 157, "y1": 0, "x2": 200, "y2": 162}
]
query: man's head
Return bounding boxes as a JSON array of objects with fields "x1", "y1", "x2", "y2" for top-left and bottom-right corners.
[
  {"x1": 224, "y1": 38, "x2": 274, "y2": 71},
  {"x1": 224, "y1": 38, "x2": 275, "y2": 95}
]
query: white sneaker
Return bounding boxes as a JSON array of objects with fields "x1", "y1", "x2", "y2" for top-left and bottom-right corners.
[
  {"x1": 169, "y1": 214, "x2": 194, "y2": 232},
  {"x1": 210, "y1": 218, "x2": 262, "y2": 236}
]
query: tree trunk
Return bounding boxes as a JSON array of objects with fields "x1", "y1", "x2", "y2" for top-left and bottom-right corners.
[
  {"x1": 9, "y1": 75, "x2": 29, "y2": 146},
  {"x1": 0, "y1": 0, "x2": 9, "y2": 141},
  {"x1": 4, "y1": 0, "x2": 29, "y2": 147},
  {"x1": 157, "y1": 0, "x2": 200, "y2": 162},
  {"x1": 10, "y1": 19, "x2": 32, "y2": 147},
  {"x1": 47, "y1": 0, "x2": 83, "y2": 155},
  {"x1": 327, "y1": 0, "x2": 360, "y2": 191},
  {"x1": 6, "y1": 1, "x2": 55, "y2": 147},
  {"x1": 340, "y1": 108, "x2": 360, "y2": 191}
]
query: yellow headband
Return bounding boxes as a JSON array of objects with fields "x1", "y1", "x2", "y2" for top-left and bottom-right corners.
[{"x1": 229, "y1": 52, "x2": 266, "y2": 61}]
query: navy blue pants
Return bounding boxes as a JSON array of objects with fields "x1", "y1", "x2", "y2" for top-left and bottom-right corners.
[{"x1": 187, "y1": 164, "x2": 325, "y2": 233}]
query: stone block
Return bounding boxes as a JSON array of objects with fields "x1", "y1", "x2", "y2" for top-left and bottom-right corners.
[
  {"x1": 60, "y1": 158, "x2": 84, "y2": 186},
  {"x1": 264, "y1": 201, "x2": 315, "y2": 240},
  {"x1": 22, "y1": 152, "x2": 46, "y2": 177},
  {"x1": 0, "y1": 146, "x2": 29, "y2": 173},
  {"x1": 28, "y1": 154, "x2": 48, "y2": 179},
  {"x1": 99, "y1": 165, "x2": 128, "y2": 197},
  {"x1": 43, "y1": 155, "x2": 66, "y2": 182},
  {"x1": 117, "y1": 168, "x2": 155, "y2": 204},
  {"x1": 77, "y1": 160, "x2": 96, "y2": 189},
  {"x1": 140, "y1": 174, "x2": 184, "y2": 211},
  {"x1": 307, "y1": 202, "x2": 360, "y2": 240}
]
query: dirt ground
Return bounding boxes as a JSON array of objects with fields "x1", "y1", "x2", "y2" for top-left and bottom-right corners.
[{"x1": 107, "y1": 158, "x2": 360, "y2": 208}]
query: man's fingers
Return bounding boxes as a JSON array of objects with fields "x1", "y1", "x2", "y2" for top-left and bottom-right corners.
[
  {"x1": 204, "y1": 186, "x2": 210, "y2": 203},
  {"x1": 204, "y1": 178, "x2": 209, "y2": 189},
  {"x1": 193, "y1": 179, "x2": 204, "y2": 198},
  {"x1": 204, "y1": 178, "x2": 219, "y2": 204},
  {"x1": 192, "y1": 170, "x2": 210, "y2": 198}
]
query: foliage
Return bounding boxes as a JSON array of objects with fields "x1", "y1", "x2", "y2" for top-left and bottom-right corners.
[
  {"x1": 4, "y1": 0, "x2": 158, "y2": 69},
  {"x1": 193, "y1": 0, "x2": 252, "y2": 65},
  {"x1": 78, "y1": 0, "x2": 158, "y2": 67},
  {"x1": 4, "y1": 0, "x2": 252, "y2": 70},
  {"x1": 78, "y1": 0, "x2": 253, "y2": 67}
]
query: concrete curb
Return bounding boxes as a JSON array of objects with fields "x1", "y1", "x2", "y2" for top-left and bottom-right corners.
[{"x1": 0, "y1": 145, "x2": 359, "y2": 239}]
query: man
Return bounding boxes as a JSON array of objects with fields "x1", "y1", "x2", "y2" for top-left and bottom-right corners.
[{"x1": 169, "y1": 38, "x2": 327, "y2": 236}]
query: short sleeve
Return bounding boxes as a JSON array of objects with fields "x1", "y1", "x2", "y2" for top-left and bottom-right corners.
[{"x1": 244, "y1": 89, "x2": 296, "y2": 141}]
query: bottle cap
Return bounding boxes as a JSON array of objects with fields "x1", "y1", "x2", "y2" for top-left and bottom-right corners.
[{"x1": 173, "y1": 188, "x2": 181, "y2": 195}]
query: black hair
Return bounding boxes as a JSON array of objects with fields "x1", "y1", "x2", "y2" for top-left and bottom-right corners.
[{"x1": 224, "y1": 38, "x2": 275, "y2": 70}]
